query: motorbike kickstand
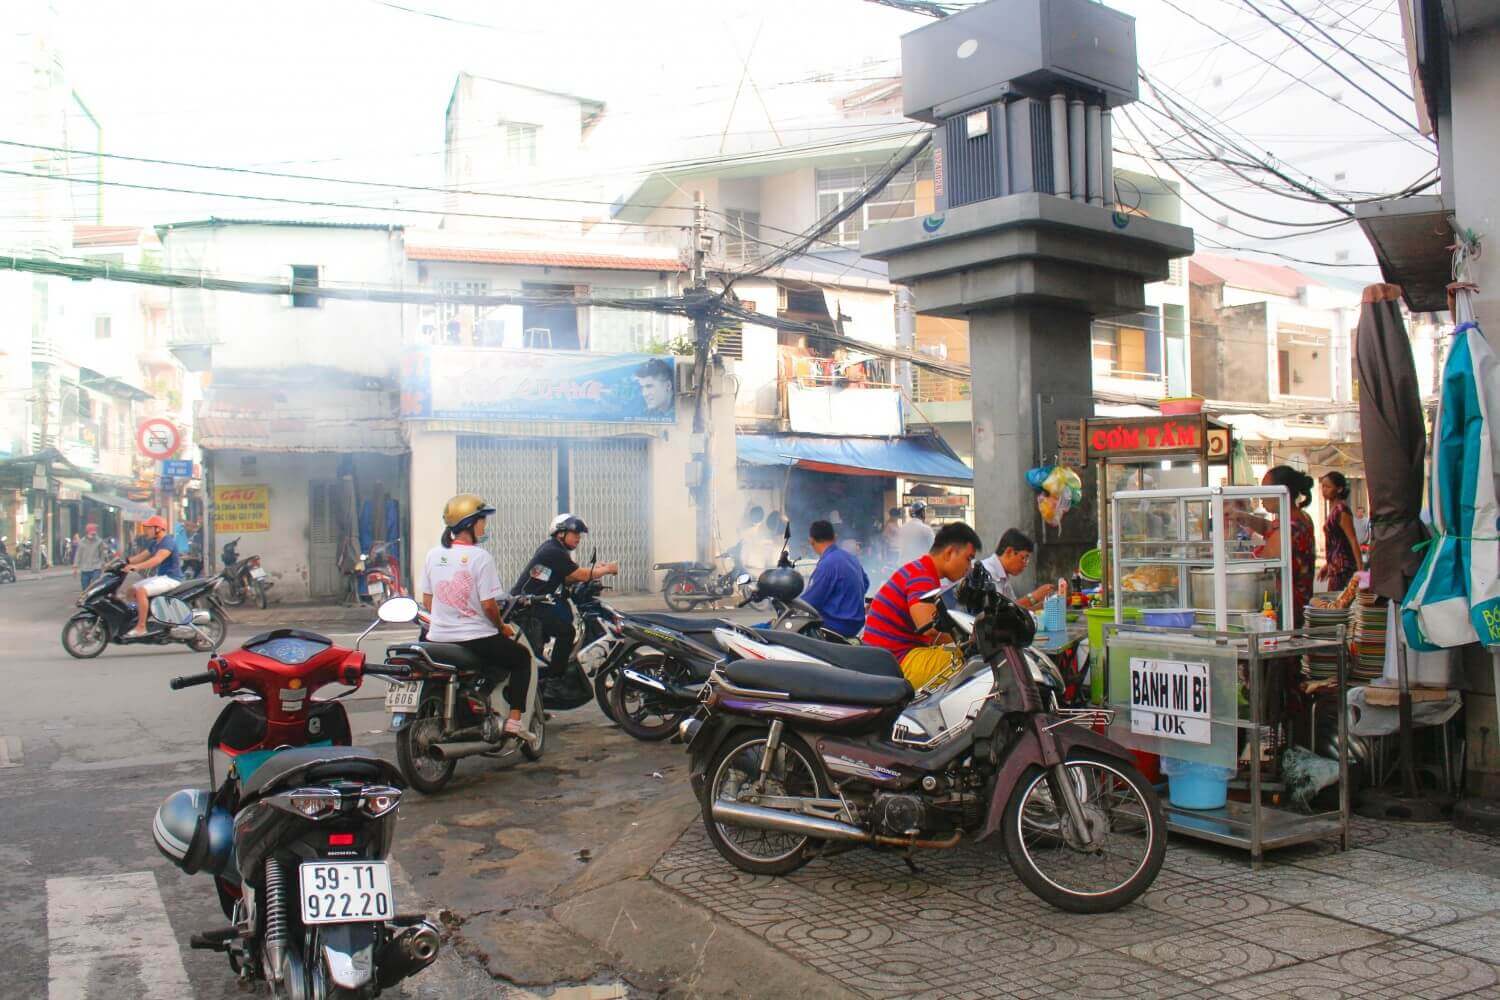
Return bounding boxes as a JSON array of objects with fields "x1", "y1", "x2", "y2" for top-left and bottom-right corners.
[
  {"x1": 902, "y1": 855, "x2": 922, "y2": 875},
  {"x1": 754, "y1": 720, "x2": 785, "y2": 795}
]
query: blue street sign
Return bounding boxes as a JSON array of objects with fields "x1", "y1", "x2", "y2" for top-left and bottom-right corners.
[{"x1": 161, "y1": 459, "x2": 193, "y2": 479}]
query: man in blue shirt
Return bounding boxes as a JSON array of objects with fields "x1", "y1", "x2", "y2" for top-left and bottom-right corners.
[
  {"x1": 124, "y1": 515, "x2": 182, "y2": 636},
  {"x1": 801, "y1": 520, "x2": 869, "y2": 638}
]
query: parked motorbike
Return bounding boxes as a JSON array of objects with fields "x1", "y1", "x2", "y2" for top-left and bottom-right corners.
[
  {"x1": 219, "y1": 537, "x2": 272, "y2": 610},
  {"x1": 382, "y1": 596, "x2": 551, "y2": 795},
  {"x1": 182, "y1": 543, "x2": 205, "y2": 580},
  {"x1": 152, "y1": 598, "x2": 440, "y2": 997},
  {"x1": 0, "y1": 551, "x2": 15, "y2": 584},
  {"x1": 655, "y1": 541, "x2": 753, "y2": 610},
  {"x1": 61, "y1": 560, "x2": 230, "y2": 658},
  {"x1": 358, "y1": 538, "x2": 405, "y2": 604},
  {"x1": 682, "y1": 563, "x2": 1165, "y2": 913}
]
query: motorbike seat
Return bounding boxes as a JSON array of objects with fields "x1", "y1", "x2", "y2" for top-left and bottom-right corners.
[
  {"x1": 723, "y1": 659, "x2": 912, "y2": 707},
  {"x1": 417, "y1": 642, "x2": 492, "y2": 675},
  {"x1": 751, "y1": 630, "x2": 901, "y2": 679},
  {"x1": 238, "y1": 746, "x2": 401, "y2": 800},
  {"x1": 635, "y1": 612, "x2": 734, "y2": 635}
]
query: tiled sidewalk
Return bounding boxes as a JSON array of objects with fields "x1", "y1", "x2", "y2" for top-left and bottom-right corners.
[{"x1": 651, "y1": 817, "x2": 1500, "y2": 999}]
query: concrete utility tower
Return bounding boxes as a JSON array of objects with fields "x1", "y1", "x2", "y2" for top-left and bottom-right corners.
[{"x1": 863, "y1": 0, "x2": 1194, "y2": 582}]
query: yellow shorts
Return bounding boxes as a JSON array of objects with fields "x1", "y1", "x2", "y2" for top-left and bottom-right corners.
[{"x1": 900, "y1": 646, "x2": 960, "y2": 689}]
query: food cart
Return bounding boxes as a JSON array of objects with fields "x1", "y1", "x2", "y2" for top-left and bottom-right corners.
[
  {"x1": 1078, "y1": 413, "x2": 1235, "y2": 607},
  {"x1": 1101, "y1": 485, "x2": 1351, "y2": 864}
]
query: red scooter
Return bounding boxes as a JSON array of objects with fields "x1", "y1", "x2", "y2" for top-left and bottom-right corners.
[
  {"x1": 360, "y1": 539, "x2": 405, "y2": 605},
  {"x1": 152, "y1": 597, "x2": 440, "y2": 996}
]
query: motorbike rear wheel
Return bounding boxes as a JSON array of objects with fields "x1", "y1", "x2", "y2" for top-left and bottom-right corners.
[
  {"x1": 703, "y1": 729, "x2": 828, "y2": 876},
  {"x1": 254, "y1": 580, "x2": 269, "y2": 610},
  {"x1": 521, "y1": 709, "x2": 547, "y2": 761},
  {"x1": 0, "y1": 563, "x2": 15, "y2": 584},
  {"x1": 1001, "y1": 752, "x2": 1165, "y2": 914},
  {"x1": 610, "y1": 653, "x2": 690, "y2": 741},
  {"x1": 220, "y1": 579, "x2": 246, "y2": 607},
  {"x1": 61, "y1": 614, "x2": 109, "y2": 658},
  {"x1": 662, "y1": 571, "x2": 705, "y2": 611},
  {"x1": 396, "y1": 695, "x2": 457, "y2": 795}
]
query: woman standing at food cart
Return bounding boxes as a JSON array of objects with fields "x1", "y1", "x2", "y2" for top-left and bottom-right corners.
[
  {"x1": 1229, "y1": 466, "x2": 1317, "y2": 626},
  {"x1": 1317, "y1": 471, "x2": 1362, "y2": 591}
]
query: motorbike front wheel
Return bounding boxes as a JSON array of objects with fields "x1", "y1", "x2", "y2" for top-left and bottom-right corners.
[
  {"x1": 662, "y1": 572, "x2": 705, "y2": 612},
  {"x1": 0, "y1": 563, "x2": 15, "y2": 584},
  {"x1": 609, "y1": 653, "x2": 691, "y2": 741},
  {"x1": 521, "y1": 708, "x2": 546, "y2": 761},
  {"x1": 61, "y1": 614, "x2": 109, "y2": 658},
  {"x1": 593, "y1": 663, "x2": 619, "y2": 723},
  {"x1": 396, "y1": 695, "x2": 457, "y2": 795},
  {"x1": 1001, "y1": 752, "x2": 1166, "y2": 914}
]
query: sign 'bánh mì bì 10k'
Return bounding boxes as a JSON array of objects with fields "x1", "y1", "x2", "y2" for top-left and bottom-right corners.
[{"x1": 1129, "y1": 657, "x2": 1211, "y2": 744}]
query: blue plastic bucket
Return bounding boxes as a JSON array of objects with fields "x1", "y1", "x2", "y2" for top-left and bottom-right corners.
[
  {"x1": 1143, "y1": 608, "x2": 1195, "y2": 629},
  {"x1": 1162, "y1": 757, "x2": 1234, "y2": 810}
]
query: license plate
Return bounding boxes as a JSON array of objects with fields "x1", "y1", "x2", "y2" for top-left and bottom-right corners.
[
  {"x1": 299, "y1": 861, "x2": 394, "y2": 925},
  {"x1": 250, "y1": 567, "x2": 268, "y2": 580},
  {"x1": 385, "y1": 680, "x2": 422, "y2": 711},
  {"x1": 368, "y1": 581, "x2": 386, "y2": 598}
]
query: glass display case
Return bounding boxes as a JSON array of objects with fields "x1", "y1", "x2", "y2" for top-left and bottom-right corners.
[{"x1": 1110, "y1": 485, "x2": 1294, "y2": 629}]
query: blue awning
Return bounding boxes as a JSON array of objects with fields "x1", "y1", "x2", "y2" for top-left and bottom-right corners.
[{"x1": 738, "y1": 433, "x2": 972, "y2": 484}]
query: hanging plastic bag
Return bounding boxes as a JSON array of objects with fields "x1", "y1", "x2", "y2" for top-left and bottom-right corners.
[{"x1": 1026, "y1": 466, "x2": 1053, "y2": 490}]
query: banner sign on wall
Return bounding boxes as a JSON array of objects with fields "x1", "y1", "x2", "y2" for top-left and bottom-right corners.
[
  {"x1": 400, "y1": 347, "x2": 676, "y2": 424},
  {"x1": 213, "y1": 484, "x2": 270, "y2": 533}
]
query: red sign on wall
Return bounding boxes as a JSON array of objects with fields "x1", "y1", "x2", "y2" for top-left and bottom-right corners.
[{"x1": 1085, "y1": 417, "x2": 1203, "y2": 458}]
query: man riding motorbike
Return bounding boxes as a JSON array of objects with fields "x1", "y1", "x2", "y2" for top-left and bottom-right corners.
[
  {"x1": 514, "y1": 514, "x2": 618, "y2": 681},
  {"x1": 419, "y1": 494, "x2": 537, "y2": 746},
  {"x1": 125, "y1": 515, "x2": 182, "y2": 637}
]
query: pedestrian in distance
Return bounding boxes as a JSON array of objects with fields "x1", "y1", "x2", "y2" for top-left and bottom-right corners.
[
  {"x1": 1318, "y1": 471, "x2": 1362, "y2": 591},
  {"x1": 800, "y1": 520, "x2": 869, "y2": 639},
  {"x1": 74, "y1": 523, "x2": 105, "y2": 592},
  {"x1": 897, "y1": 501, "x2": 935, "y2": 562}
]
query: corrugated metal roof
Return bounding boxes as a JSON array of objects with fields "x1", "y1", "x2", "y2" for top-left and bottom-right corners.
[
  {"x1": 197, "y1": 386, "x2": 405, "y2": 454},
  {"x1": 407, "y1": 245, "x2": 683, "y2": 271},
  {"x1": 1189, "y1": 254, "x2": 1313, "y2": 298}
]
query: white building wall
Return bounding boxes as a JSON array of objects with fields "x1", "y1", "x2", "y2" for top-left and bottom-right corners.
[{"x1": 161, "y1": 224, "x2": 407, "y2": 376}]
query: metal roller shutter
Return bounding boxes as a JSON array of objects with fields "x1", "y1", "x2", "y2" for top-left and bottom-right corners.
[
  {"x1": 456, "y1": 437, "x2": 558, "y2": 588},
  {"x1": 568, "y1": 438, "x2": 651, "y2": 593}
]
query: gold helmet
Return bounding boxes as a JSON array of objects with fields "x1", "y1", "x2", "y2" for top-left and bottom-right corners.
[{"x1": 442, "y1": 493, "x2": 495, "y2": 531}]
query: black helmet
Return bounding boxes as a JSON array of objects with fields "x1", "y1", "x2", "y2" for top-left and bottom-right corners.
[
  {"x1": 551, "y1": 513, "x2": 589, "y2": 536},
  {"x1": 756, "y1": 566, "x2": 804, "y2": 603},
  {"x1": 974, "y1": 591, "x2": 1036, "y2": 656}
]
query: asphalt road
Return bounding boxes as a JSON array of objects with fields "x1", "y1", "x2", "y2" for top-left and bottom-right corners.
[{"x1": 0, "y1": 573, "x2": 759, "y2": 999}]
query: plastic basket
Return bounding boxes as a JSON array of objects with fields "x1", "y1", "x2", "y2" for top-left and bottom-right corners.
[
  {"x1": 1162, "y1": 757, "x2": 1235, "y2": 810},
  {"x1": 1078, "y1": 548, "x2": 1103, "y2": 582}
]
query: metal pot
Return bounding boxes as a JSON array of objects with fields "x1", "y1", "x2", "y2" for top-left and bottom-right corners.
[{"x1": 1189, "y1": 566, "x2": 1279, "y2": 612}]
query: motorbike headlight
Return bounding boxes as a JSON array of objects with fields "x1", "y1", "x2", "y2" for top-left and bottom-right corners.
[
  {"x1": 288, "y1": 789, "x2": 341, "y2": 820},
  {"x1": 359, "y1": 786, "x2": 402, "y2": 819}
]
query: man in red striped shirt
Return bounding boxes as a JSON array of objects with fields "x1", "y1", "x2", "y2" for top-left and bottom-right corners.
[{"x1": 865, "y1": 522, "x2": 982, "y2": 685}]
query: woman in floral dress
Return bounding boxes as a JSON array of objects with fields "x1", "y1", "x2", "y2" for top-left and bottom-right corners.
[{"x1": 1318, "y1": 471, "x2": 1362, "y2": 592}]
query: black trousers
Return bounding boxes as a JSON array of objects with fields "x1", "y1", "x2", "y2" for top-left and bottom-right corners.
[
  {"x1": 452, "y1": 633, "x2": 531, "y2": 710},
  {"x1": 533, "y1": 601, "x2": 575, "y2": 676}
]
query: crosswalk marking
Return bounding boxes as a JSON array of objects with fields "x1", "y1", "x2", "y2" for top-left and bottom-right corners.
[
  {"x1": 0, "y1": 734, "x2": 18, "y2": 767},
  {"x1": 47, "y1": 871, "x2": 192, "y2": 1000}
]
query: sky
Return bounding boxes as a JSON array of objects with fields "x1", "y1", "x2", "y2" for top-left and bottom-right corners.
[{"x1": 3, "y1": 0, "x2": 1435, "y2": 282}]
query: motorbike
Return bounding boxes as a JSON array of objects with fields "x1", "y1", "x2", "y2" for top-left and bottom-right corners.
[
  {"x1": 182, "y1": 542, "x2": 205, "y2": 580},
  {"x1": 357, "y1": 539, "x2": 405, "y2": 605},
  {"x1": 219, "y1": 537, "x2": 272, "y2": 610},
  {"x1": 62, "y1": 559, "x2": 230, "y2": 658},
  {"x1": 152, "y1": 597, "x2": 441, "y2": 997},
  {"x1": 382, "y1": 596, "x2": 552, "y2": 795},
  {"x1": 0, "y1": 551, "x2": 14, "y2": 584},
  {"x1": 655, "y1": 541, "x2": 752, "y2": 611},
  {"x1": 681, "y1": 563, "x2": 1166, "y2": 913}
]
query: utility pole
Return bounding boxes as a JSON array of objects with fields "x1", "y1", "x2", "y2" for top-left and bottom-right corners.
[{"x1": 688, "y1": 191, "x2": 715, "y2": 563}]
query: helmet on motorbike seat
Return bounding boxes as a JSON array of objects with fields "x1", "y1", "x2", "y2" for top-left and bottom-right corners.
[
  {"x1": 955, "y1": 561, "x2": 996, "y2": 614},
  {"x1": 443, "y1": 494, "x2": 495, "y2": 533},
  {"x1": 756, "y1": 566, "x2": 804, "y2": 603},
  {"x1": 551, "y1": 514, "x2": 589, "y2": 536},
  {"x1": 974, "y1": 591, "x2": 1036, "y2": 655}
]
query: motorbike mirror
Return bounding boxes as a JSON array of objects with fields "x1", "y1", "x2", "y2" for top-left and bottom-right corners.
[
  {"x1": 377, "y1": 596, "x2": 420, "y2": 624},
  {"x1": 736, "y1": 573, "x2": 752, "y2": 585}
]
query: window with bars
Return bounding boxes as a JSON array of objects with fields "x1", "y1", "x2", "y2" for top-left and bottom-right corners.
[
  {"x1": 722, "y1": 209, "x2": 762, "y2": 260},
  {"x1": 501, "y1": 121, "x2": 538, "y2": 167},
  {"x1": 437, "y1": 280, "x2": 492, "y2": 344},
  {"x1": 1091, "y1": 309, "x2": 1163, "y2": 380},
  {"x1": 814, "y1": 156, "x2": 931, "y2": 247},
  {"x1": 591, "y1": 286, "x2": 667, "y2": 353}
]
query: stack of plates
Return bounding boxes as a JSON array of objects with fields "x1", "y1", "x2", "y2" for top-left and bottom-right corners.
[
  {"x1": 1353, "y1": 594, "x2": 1387, "y2": 681},
  {"x1": 1303, "y1": 605, "x2": 1353, "y2": 680}
]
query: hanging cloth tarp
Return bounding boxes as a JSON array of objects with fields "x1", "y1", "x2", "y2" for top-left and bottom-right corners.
[{"x1": 1403, "y1": 308, "x2": 1500, "y2": 649}]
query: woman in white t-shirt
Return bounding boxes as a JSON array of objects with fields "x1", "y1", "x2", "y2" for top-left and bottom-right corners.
[{"x1": 419, "y1": 494, "x2": 535, "y2": 744}]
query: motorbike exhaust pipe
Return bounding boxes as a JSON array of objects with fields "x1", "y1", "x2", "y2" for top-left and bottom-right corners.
[
  {"x1": 430, "y1": 741, "x2": 504, "y2": 761},
  {"x1": 400, "y1": 923, "x2": 441, "y2": 963},
  {"x1": 620, "y1": 667, "x2": 702, "y2": 701},
  {"x1": 710, "y1": 800, "x2": 871, "y2": 843},
  {"x1": 709, "y1": 801, "x2": 965, "y2": 850},
  {"x1": 377, "y1": 919, "x2": 442, "y2": 989}
]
